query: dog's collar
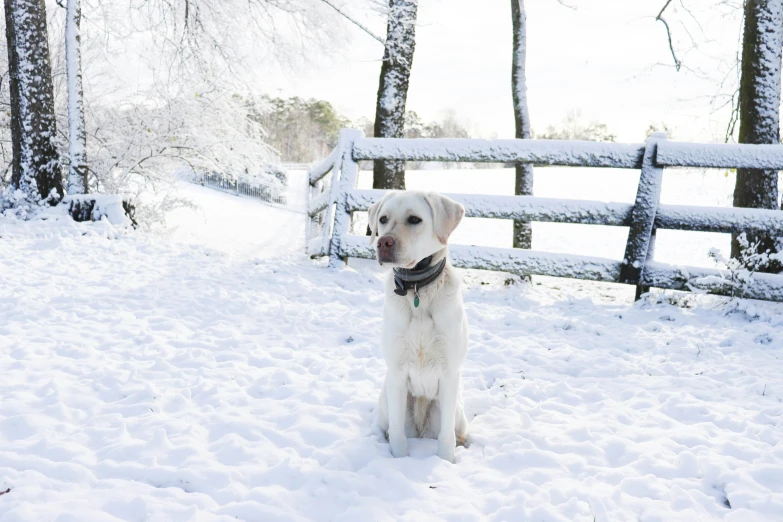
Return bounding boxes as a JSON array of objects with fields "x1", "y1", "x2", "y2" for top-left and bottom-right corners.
[{"x1": 392, "y1": 253, "x2": 447, "y2": 304}]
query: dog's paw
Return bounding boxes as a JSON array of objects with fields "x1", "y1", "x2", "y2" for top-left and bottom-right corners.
[
  {"x1": 389, "y1": 436, "x2": 408, "y2": 458},
  {"x1": 437, "y1": 437, "x2": 456, "y2": 463}
]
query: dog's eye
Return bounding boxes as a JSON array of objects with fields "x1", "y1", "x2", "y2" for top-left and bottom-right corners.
[
  {"x1": 407, "y1": 216, "x2": 422, "y2": 225},
  {"x1": 379, "y1": 216, "x2": 388, "y2": 225}
]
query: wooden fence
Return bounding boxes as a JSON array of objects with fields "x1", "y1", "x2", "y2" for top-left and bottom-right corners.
[{"x1": 306, "y1": 129, "x2": 783, "y2": 301}]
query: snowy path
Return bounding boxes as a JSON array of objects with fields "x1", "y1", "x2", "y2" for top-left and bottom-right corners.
[
  {"x1": 1, "y1": 182, "x2": 782, "y2": 521},
  {"x1": 162, "y1": 174, "x2": 308, "y2": 259}
]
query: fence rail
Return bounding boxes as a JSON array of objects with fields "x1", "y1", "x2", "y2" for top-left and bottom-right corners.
[
  {"x1": 307, "y1": 129, "x2": 783, "y2": 302},
  {"x1": 199, "y1": 171, "x2": 287, "y2": 206},
  {"x1": 352, "y1": 137, "x2": 646, "y2": 168}
]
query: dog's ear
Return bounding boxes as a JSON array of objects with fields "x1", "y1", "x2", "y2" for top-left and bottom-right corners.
[
  {"x1": 424, "y1": 192, "x2": 464, "y2": 244},
  {"x1": 367, "y1": 194, "x2": 384, "y2": 244}
]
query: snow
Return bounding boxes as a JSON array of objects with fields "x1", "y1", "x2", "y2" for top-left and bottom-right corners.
[
  {"x1": 61, "y1": 194, "x2": 133, "y2": 227},
  {"x1": 165, "y1": 183, "x2": 306, "y2": 259},
  {"x1": 1, "y1": 169, "x2": 783, "y2": 520}
]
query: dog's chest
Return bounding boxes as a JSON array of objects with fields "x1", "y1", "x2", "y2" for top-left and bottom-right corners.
[{"x1": 399, "y1": 313, "x2": 447, "y2": 398}]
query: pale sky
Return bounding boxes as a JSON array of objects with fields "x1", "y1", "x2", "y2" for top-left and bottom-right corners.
[{"x1": 265, "y1": 0, "x2": 744, "y2": 143}]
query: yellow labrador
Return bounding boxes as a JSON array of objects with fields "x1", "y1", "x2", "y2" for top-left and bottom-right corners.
[{"x1": 368, "y1": 190, "x2": 468, "y2": 463}]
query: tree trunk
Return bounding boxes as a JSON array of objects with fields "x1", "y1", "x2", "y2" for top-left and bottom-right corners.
[
  {"x1": 372, "y1": 0, "x2": 418, "y2": 190},
  {"x1": 511, "y1": 0, "x2": 533, "y2": 249},
  {"x1": 66, "y1": 0, "x2": 88, "y2": 194},
  {"x1": 4, "y1": 0, "x2": 63, "y2": 204},
  {"x1": 732, "y1": 0, "x2": 783, "y2": 271}
]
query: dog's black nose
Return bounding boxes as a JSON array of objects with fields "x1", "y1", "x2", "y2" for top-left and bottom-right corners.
[{"x1": 377, "y1": 235, "x2": 395, "y2": 249}]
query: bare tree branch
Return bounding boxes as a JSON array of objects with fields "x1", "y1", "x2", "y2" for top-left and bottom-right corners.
[
  {"x1": 656, "y1": 0, "x2": 682, "y2": 71},
  {"x1": 724, "y1": 88, "x2": 741, "y2": 142},
  {"x1": 555, "y1": 0, "x2": 577, "y2": 10},
  {"x1": 317, "y1": 0, "x2": 385, "y2": 45}
]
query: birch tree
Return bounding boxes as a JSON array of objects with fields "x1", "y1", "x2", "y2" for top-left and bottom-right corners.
[
  {"x1": 61, "y1": 0, "x2": 87, "y2": 194},
  {"x1": 511, "y1": 0, "x2": 533, "y2": 249},
  {"x1": 4, "y1": 0, "x2": 63, "y2": 205},
  {"x1": 731, "y1": 0, "x2": 783, "y2": 271},
  {"x1": 372, "y1": 0, "x2": 418, "y2": 190}
]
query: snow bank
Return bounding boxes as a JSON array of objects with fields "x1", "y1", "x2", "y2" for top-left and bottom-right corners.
[
  {"x1": 2, "y1": 207, "x2": 782, "y2": 520},
  {"x1": 6, "y1": 173, "x2": 783, "y2": 520},
  {"x1": 61, "y1": 194, "x2": 135, "y2": 227}
]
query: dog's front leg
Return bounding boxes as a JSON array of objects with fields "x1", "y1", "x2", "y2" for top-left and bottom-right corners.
[
  {"x1": 385, "y1": 372, "x2": 409, "y2": 458},
  {"x1": 437, "y1": 372, "x2": 459, "y2": 463}
]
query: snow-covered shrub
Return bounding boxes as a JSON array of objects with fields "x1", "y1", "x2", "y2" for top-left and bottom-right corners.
[
  {"x1": 264, "y1": 164, "x2": 288, "y2": 187},
  {"x1": 63, "y1": 194, "x2": 137, "y2": 227},
  {"x1": 0, "y1": 186, "x2": 61, "y2": 220},
  {"x1": 0, "y1": 0, "x2": 345, "y2": 223},
  {"x1": 706, "y1": 233, "x2": 783, "y2": 298}
]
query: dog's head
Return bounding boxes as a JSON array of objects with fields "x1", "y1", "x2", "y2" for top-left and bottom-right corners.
[{"x1": 368, "y1": 191, "x2": 465, "y2": 268}]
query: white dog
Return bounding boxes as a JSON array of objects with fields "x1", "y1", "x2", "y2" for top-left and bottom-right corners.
[{"x1": 369, "y1": 190, "x2": 468, "y2": 463}]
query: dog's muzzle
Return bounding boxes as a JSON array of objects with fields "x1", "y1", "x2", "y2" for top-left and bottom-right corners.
[{"x1": 377, "y1": 235, "x2": 396, "y2": 264}]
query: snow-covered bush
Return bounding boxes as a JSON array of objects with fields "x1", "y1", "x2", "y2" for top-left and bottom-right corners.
[
  {"x1": 0, "y1": 0, "x2": 341, "y2": 223},
  {"x1": 706, "y1": 233, "x2": 783, "y2": 298}
]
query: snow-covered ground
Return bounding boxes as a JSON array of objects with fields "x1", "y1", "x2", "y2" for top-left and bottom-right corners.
[{"x1": 1, "y1": 169, "x2": 782, "y2": 521}]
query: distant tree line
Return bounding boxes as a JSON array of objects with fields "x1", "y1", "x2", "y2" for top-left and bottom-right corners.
[
  {"x1": 255, "y1": 96, "x2": 350, "y2": 164},
  {"x1": 261, "y1": 97, "x2": 621, "y2": 166},
  {"x1": 534, "y1": 110, "x2": 616, "y2": 142}
]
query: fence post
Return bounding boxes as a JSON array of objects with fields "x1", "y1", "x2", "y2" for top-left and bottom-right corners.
[
  {"x1": 319, "y1": 135, "x2": 346, "y2": 257},
  {"x1": 329, "y1": 129, "x2": 364, "y2": 268},
  {"x1": 634, "y1": 228, "x2": 656, "y2": 299},
  {"x1": 305, "y1": 171, "x2": 316, "y2": 251},
  {"x1": 620, "y1": 132, "x2": 666, "y2": 299}
]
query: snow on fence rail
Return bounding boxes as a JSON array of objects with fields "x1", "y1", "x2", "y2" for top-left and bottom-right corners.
[
  {"x1": 307, "y1": 129, "x2": 783, "y2": 301},
  {"x1": 199, "y1": 171, "x2": 287, "y2": 206}
]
